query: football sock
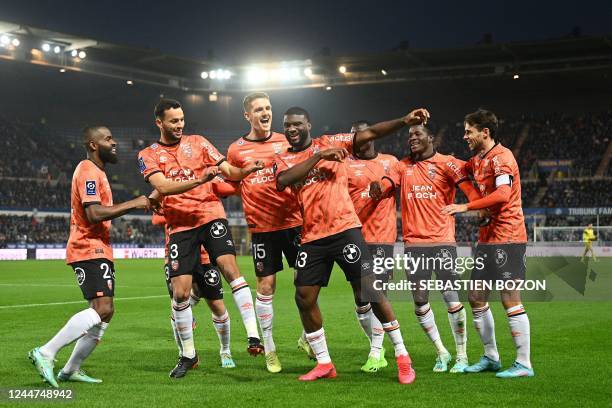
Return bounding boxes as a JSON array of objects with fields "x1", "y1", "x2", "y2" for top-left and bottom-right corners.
[
  {"x1": 230, "y1": 277, "x2": 259, "y2": 339},
  {"x1": 472, "y1": 303, "x2": 499, "y2": 362},
  {"x1": 305, "y1": 328, "x2": 331, "y2": 364},
  {"x1": 382, "y1": 320, "x2": 408, "y2": 357},
  {"x1": 61, "y1": 322, "x2": 108, "y2": 374},
  {"x1": 415, "y1": 303, "x2": 448, "y2": 356},
  {"x1": 172, "y1": 299, "x2": 195, "y2": 359},
  {"x1": 446, "y1": 303, "x2": 467, "y2": 358},
  {"x1": 506, "y1": 304, "x2": 532, "y2": 369},
  {"x1": 212, "y1": 311, "x2": 231, "y2": 354},
  {"x1": 39, "y1": 308, "x2": 101, "y2": 359},
  {"x1": 256, "y1": 292, "x2": 275, "y2": 352}
]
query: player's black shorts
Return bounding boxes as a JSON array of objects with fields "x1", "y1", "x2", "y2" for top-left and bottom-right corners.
[
  {"x1": 70, "y1": 258, "x2": 115, "y2": 300},
  {"x1": 167, "y1": 218, "x2": 236, "y2": 279},
  {"x1": 404, "y1": 245, "x2": 459, "y2": 284},
  {"x1": 251, "y1": 227, "x2": 301, "y2": 277},
  {"x1": 470, "y1": 243, "x2": 527, "y2": 282},
  {"x1": 165, "y1": 263, "x2": 224, "y2": 300},
  {"x1": 294, "y1": 228, "x2": 373, "y2": 287},
  {"x1": 368, "y1": 243, "x2": 395, "y2": 284}
]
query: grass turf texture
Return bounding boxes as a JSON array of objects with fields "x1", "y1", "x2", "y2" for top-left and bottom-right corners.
[{"x1": 0, "y1": 258, "x2": 610, "y2": 407}]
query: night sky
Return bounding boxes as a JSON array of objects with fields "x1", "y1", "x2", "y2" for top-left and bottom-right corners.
[{"x1": 0, "y1": 0, "x2": 610, "y2": 64}]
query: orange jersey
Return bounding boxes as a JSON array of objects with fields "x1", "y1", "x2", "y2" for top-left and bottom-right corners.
[
  {"x1": 152, "y1": 214, "x2": 210, "y2": 264},
  {"x1": 227, "y1": 132, "x2": 302, "y2": 233},
  {"x1": 346, "y1": 153, "x2": 398, "y2": 244},
  {"x1": 138, "y1": 135, "x2": 226, "y2": 235},
  {"x1": 274, "y1": 134, "x2": 361, "y2": 244},
  {"x1": 466, "y1": 143, "x2": 527, "y2": 243},
  {"x1": 66, "y1": 160, "x2": 114, "y2": 264},
  {"x1": 390, "y1": 153, "x2": 469, "y2": 244}
]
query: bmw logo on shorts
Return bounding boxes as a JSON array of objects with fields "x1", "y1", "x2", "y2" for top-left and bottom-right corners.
[
  {"x1": 204, "y1": 269, "x2": 220, "y2": 286},
  {"x1": 343, "y1": 244, "x2": 361, "y2": 264},
  {"x1": 495, "y1": 248, "x2": 508, "y2": 267},
  {"x1": 210, "y1": 222, "x2": 227, "y2": 238},
  {"x1": 75, "y1": 267, "x2": 86, "y2": 286}
]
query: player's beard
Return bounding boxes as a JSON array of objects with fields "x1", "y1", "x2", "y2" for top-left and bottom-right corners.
[
  {"x1": 162, "y1": 125, "x2": 182, "y2": 142},
  {"x1": 286, "y1": 128, "x2": 309, "y2": 148},
  {"x1": 99, "y1": 146, "x2": 118, "y2": 164}
]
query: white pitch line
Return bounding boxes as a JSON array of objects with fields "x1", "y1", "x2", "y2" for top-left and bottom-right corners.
[{"x1": 0, "y1": 295, "x2": 167, "y2": 309}]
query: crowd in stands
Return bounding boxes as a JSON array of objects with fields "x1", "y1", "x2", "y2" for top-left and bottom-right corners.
[{"x1": 540, "y1": 179, "x2": 611, "y2": 208}]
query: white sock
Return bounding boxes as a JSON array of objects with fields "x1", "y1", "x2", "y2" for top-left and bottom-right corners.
[
  {"x1": 170, "y1": 314, "x2": 183, "y2": 357},
  {"x1": 382, "y1": 320, "x2": 408, "y2": 357},
  {"x1": 172, "y1": 300, "x2": 195, "y2": 359},
  {"x1": 189, "y1": 291, "x2": 200, "y2": 308},
  {"x1": 212, "y1": 311, "x2": 231, "y2": 354},
  {"x1": 355, "y1": 304, "x2": 373, "y2": 341},
  {"x1": 472, "y1": 303, "x2": 499, "y2": 362},
  {"x1": 447, "y1": 303, "x2": 467, "y2": 358},
  {"x1": 40, "y1": 308, "x2": 101, "y2": 359},
  {"x1": 370, "y1": 314, "x2": 385, "y2": 359},
  {"x1": 256, "y1": 293, "x2": 275, "y2": 353},
  {"x1": 305, "y1": 328, "x2": 331, "y2": 364},
  {"x1": 61, "y1": 322, "x2": 108, "y2": 374},
  {"x1": 230, "y1": 277, "x2": 259, "y2": 339},
  {"x1": 415, "y1": 303, "x2": 448, "y2": 356},
  {"x1": 506, "y1": 304, "x2": 531, "y2": 369}
]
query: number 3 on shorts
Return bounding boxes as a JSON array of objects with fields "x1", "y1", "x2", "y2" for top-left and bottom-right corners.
[
  {"x1": 170, "y1": 244, "x2": 178, "y2": 260},
  {"x1": 296, "y1": 251, "x2": 308, "y2": 268}
]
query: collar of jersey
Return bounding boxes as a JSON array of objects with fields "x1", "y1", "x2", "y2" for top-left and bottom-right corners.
[
  {"x1": 478, "y1": 142, "x2": 499, "y2": 159},
  {"x1": 410, "y1": 150, "x2": 437, "y2": 162},
  {"x1": 87, "y1": 158, "x2": 105, "y2": 171},
  {"x1": 157, "y1": 138, "x2": 181, "y2": 147},
  {"x1": 353, "y1": 152, "x2": 379, "y2": 160},
  {"x1": 242, "y1": 132, "x2": 274, "y2": 143}
]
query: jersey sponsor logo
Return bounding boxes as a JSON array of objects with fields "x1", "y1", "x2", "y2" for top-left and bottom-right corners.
[
  {"x1": 203, "y1": 269, "x2": 220, "y2": 286},
  {"x1": 85, "y1": 180, "x2": 97, "y2": 196},
  {"x1": 249, "y1": 167, "x2": 275, "y2": 184},
  {"x1": 169, "y1": 168, "x2": 197, "y2": 182},
  {"x1": 405, "y1": 165, "x2": 414, "y2": 176},
  {"x1": 210, "y1": 222, "x2": 227, "y2": 238},
  {"x1": 446, "y1": 161, "x2": 463, "y2": 177},
  {"x1": 239, "y1": 149, "x2": 255, "y2": 155},
  {"x1": 407, "y1": 185, "x2": 437, "y2": 200},
  {"x1": 296, "y1": 167, "x2": 328, "y2": 188},
  {"x1": 330, "y1": 134, "x2": 352, "y2": 142},
  {"x1": 160, "y1": 156, "x2": 167, "y2": 163},
  {"x1": 75, "y1": 267, "x2": 86, "y2": 285},
  {"x1": 343, "y1": 243, "x2": 362, "y2": 263},
  {"x1": 272, "y1": 142, "x2": 283, "y2": 154},
  {"x1": 202, "y1": 142, "x2": 223, "y2": 162},
  {"x1": 138, "y1": 157, "x2": 146, "y2": 173},
  {"x1": 495, "y1": 248, "x2": 508, "y2": 267},
  {"x1": 380, "y1": 160, "x2": 391, "y2": 173}
]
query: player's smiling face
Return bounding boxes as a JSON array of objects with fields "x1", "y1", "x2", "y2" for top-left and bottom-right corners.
[
  {"x1": 464, "y1": 123, "x2": 485, "y2": 151},
  {"x1": 283, "y1": 114, "x2": 311, "y2": 147},
  {"x1": 96, "y1": 128, "x2": 118, "y2": 164},
  {"x1": 408, "y1": 125, "x2": 432, "y2": 154},
  {"x1": 245, "y1": 98, "x2": 272, "y2": 134},
  {"x1": 157, "y1": 107, "x2": 185, "y2": 142}
]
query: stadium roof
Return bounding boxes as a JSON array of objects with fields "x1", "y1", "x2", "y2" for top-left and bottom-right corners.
[{"x1": 1, "y1": 19, "x2": 611, "y2": 93}]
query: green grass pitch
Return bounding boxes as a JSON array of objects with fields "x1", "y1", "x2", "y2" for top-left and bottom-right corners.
[{"x1": 0, "y1": 258, "x2": 610, "y2": 407}]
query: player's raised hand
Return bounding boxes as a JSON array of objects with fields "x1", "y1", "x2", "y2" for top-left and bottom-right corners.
[
  {"x1": 201, "y1": 166, "x2": 220, "y2": 183},
  {"x1": 147, "y1": 194, "x2": 163, "y2": 215},
  {"x1": 441, "y1": 203, "x2": 468, "y2": 215},
  {"x1": 369, "y1": 181, "x2": 383, "y2": 200},
  {"x1": 320, "y1": 148, "x2": 349, "y2": 162},
  {"x1": 244, "y1": 160, "x2": 265, "y2": 174},
  {"x1": 403, "y1": 108, "x2": 430, "y2": 126}
]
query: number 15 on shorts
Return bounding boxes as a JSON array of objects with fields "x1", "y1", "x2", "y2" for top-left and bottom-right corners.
[{"x1": 253, "y1": 243, "x2": 266, "y2": 260}]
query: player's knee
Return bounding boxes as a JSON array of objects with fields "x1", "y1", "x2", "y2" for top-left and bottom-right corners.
[
  {"x1": 173, "y1": 288, "x2": 191, "y2": 303},
  {"x1": 93, "y1": 302, "x2": 114, "y2": 322},
  {"x1": 295, "y1": 290, "x2": 314, "y2": 310}
]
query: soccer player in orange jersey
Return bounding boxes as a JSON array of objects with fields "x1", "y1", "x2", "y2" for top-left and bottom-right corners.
[
  {"x1": 138, "y1": 99, "x2": 265, "y2": 378},
  {"x1": 346, "y1": 120, "x2": 398, "y2": 373},
  {"x1": 442, "y1": 109, "x2": 534, "y2": 378},
  {"x1": 227, "y1": 92, "x2": 302, "y2": 373},
  {"x1": 28, "y1": 126, "x2": 152, "y2": 388},
  {"x1": 370, "y1": 124, "x2": 481, "y2": 373},
  {"x1": 275, "y1": 106, "x2": 429, "y2": 384}
]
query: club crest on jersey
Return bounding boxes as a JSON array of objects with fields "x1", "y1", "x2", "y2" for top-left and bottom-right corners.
[
  {"x1": 181, "y1": 143, "x2": 193, "y2": 158},
  {"x1": 107, "y1": 280, "x2": 113, "y2": 291},
  {"x1": 312, "y1": 145, "x2": 320, "y2": 154},
  {"x1": 85, "y1": 180, "x2": 97, "y2": 196},
  {"x1": 343, "y1": 244, "x2": 362, "y2": 264},
  {"x1": 171, "y1": 259, "x2": 179, "y2": 271},
  {"x1": 374, "y1": 247, "x2": 386, "y2": 258},
  {"x1": 74, "y1": 267, "x2": 86, "y2": 285},
  {"x1": 210, "y1": 222, "x2": 227, "y2": 238},
  {"x1": 256, "y1": 261, "x2": 264, "y2": 273},
  {"x1": 427, "y1": 164, "x2": 437, "y2": 179},
  {"x1": 381, "y1": 160, "x2": 390, "y2": 173},
  {"x1": 203, "y1": 269, "x2": 220, "y2": 286},
  {"x1": 495, "y1": 248, "x2": 508, "y2": 267}
]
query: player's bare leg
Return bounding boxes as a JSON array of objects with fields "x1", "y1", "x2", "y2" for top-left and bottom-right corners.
[
  {"x1": 205, "y1": 298, "x2": 235, "y2": 368},
  {"x1": 169, "y1": 274, "x2": 199, "y2": 378},
  {"x1": 496, "y1": 287, "x2": 534, "y2": 378},
  {"x1": 464, "y1": 288, "x2": 501, "y2": 373},
  {"x1": 256, "y1": 274, "x2": 281, "y2": 372},
  {"x1": 354, "y1": 276, "x2": 415, "y2": 384},
  {"x1": 216, "y1": 254, "x2": 263, "y2": 355}
]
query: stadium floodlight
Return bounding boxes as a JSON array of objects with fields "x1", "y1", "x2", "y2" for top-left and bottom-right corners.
[
  {"x1": 59, "y1": 68, "x2": 66, "y2": 73},
  {"x1": 42, "y1": 43, "x2": 51, "y2": 52},
  {"x1": 200, "y1": 71, "x2": 209, "y2": 79},
  {"x1": 209, "y1": 70, "x2": 217, "y2": 79},
  {"x1": 513, "y1": 73, "x2": 520, "y2": 79},
  {"x1": 126, "y1": 80, "x2": 133, "y2": 85},
  {"x1": 220, "y1": 69, "x2": 232, "y2": 80},
  {"x1": 338, "y1": 65, "x2": 347, "y2": 74},
  {"x1": 11, "y1": 38, "x2": 20, "y2": 47},
  {"x1": 381, "y1": 69, "x2": 388, "y2": 76},
  {"x1": 209, "y1": 93, "x2": 218, "y2": 102},
  {"x1": 246, "y1": 68, "x2": 268, "y2": 84},
  {"x1": 325, "y1": 85, "x2": 332, "y2": 91},
  {"x1": 304, "y1": 67, "x2": 313, "y2": 77},
  {"x1": 53, "y1": 46, "x2": 61, "y2": 54},
  {"x1": 70, "y1": 49, "x2": 78, "y2": 57},
  {"x1": 78, "y1": 51, "x2": 87, "y2": 59},
  {"x1": 0, "y1": 35, "x2": 9, "y2": 46}
]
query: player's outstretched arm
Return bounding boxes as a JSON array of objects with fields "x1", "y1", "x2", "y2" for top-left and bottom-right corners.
[
  {"x1": 85, "y1": 195, "x2": 151, "y2": 224},
  {"x1": 276, "y1": 148, "x2": 348, "y2": 191},
  {"x1": 148, "y1": 167, "x2": 219, "y2": 196},
  {"x1": 353, "y1": 108, "x2": 430, "y2": 150},
  {"x1": 218, "y1": 160, "x2": 264, "y2": 181},
  {"x1": 441, "y1": 184, "x2": 511, "y2": 215}
]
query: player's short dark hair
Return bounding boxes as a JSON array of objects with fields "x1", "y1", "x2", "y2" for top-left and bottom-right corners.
[
  {"x1": 284, "y1": 106, "x2": 310, "y2": 122},
  {"x1": 243, "y1": 92, "x2": 270, "y2": 112},
  {"x1": 464, "y1": 109, "x2": 498, "y2": 140},
  {"x1": 154, "y1": 98, "x2": 182, "y2": 119},
  {"x1": 82, "y1": 126, "x2": 107, "y2": 150}
]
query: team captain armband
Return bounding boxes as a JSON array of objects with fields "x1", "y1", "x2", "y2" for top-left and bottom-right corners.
[{"x1": 495, "y1": 174, "x2": 512, "y2": 188}]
